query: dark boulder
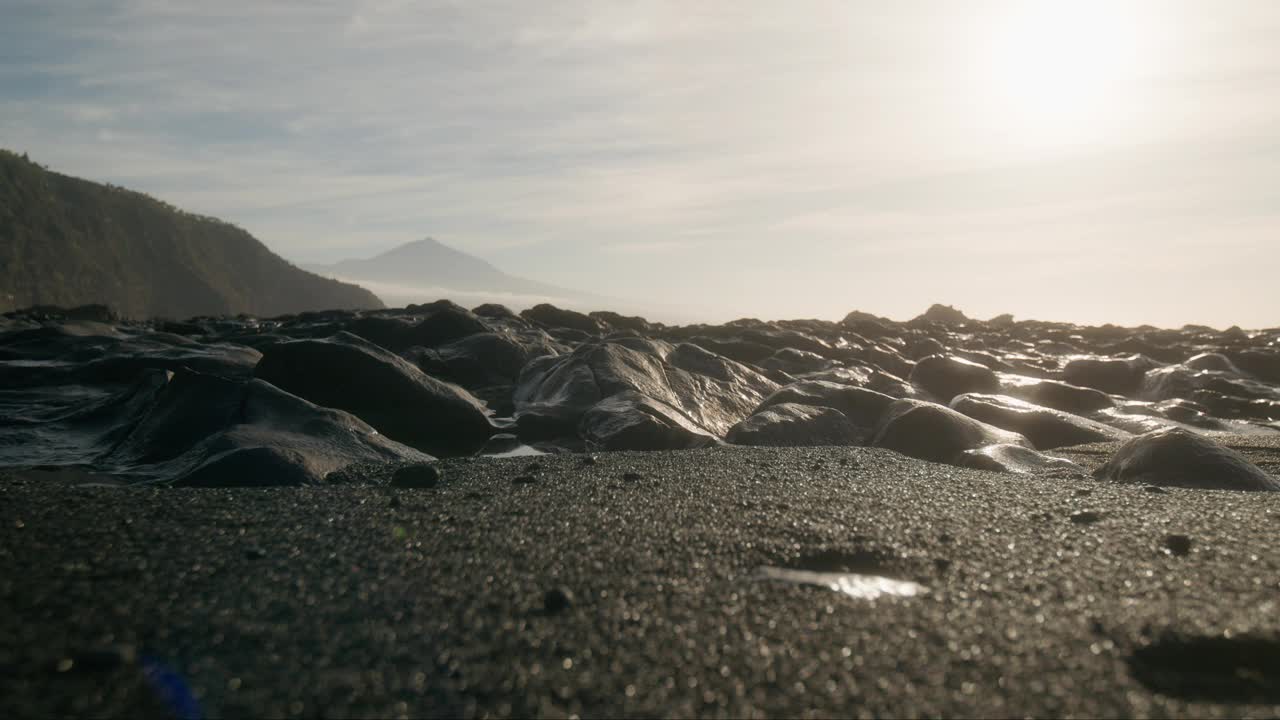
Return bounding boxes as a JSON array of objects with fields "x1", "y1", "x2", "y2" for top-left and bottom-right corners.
[
  {"x1": 872, "y1": 399, "x2": 1031, "y2": 464},
  {"x1": 726, "y1": 403, "x2": 860, "y2": 447},
  {"x1": 913, "y1": 304, "x2": 969, "y2": 326},
  {"x1": 520, "y1": 304, "x2": 607, "y2": 334},
  {"x1": 412, "y1": 331, "x2": 558, "y2": 387},
  {"x1": 685, "y1": 336, "x2": 776, "y2": 365},
  {"x1": 1062, "y1": 355, "x2": 1157, "y2": 395},
  {"x1": 346, "y1": 308, "x2": 487, "y2": 351},
  {"x1": 958, "y1": 444, "x2": 1085, "y2": 475},
  {"x1": 666, "y1": 343, "x2": 779, "y2": 394},
  {"x1": 254, "y1": 332, "x2": 493, "y2": 456},
  {"x1": 758, "y1": 348, "x2": 831, "y2": 375},
  {"x1": 472, "y1": 303, "x2": 521, "y2": 321},
  {"x1": 1185, "y1": 353, "x2": 1243, "y2": 374},
  {"x1": 345, "y1": 316, "x2": 415, "y2": 351},
  {"x1": 756, "y1": 380, "x2": 895, "y2": 430},
  {"x1": 100, "y1": 369, "x2": 432, "y2": 486},
  {"x1": 909, "y1": 355, "x2": 999, "y2": 402},
  {"x1": 514, "y1": 342, "x2": 775, "y2": 440},
  {"x1": 950, "y1": 393, "x2": 1131, "y2": 450},
  {"x1": 906, "y1": 336, "x2": 946, "y2": 361},
  {"x1": 410, "y1": 307, "x2": 489, "y2": 347},
  {"x1": 1003, "y1": 379, "x2": 1114, "y2": 415},
  {"x1": 1094, "y1": 428, "x2": 1279, "y2": 491},
  {"x1": 1229, "y1": 350, "x2": 1280, "y2": 383},
  {"x1": 580, "y1": 391, "x2": 718, "y2": 451},
  {"x1": 589, "y1": 311, "x2": 652, "y2": 333}
]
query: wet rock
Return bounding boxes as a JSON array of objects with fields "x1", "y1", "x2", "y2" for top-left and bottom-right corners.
[
  {"x1": 254, "y1": 332, "x2": 494, "y2": 456},
  {"x1": 685, "y1": 336, "x2": 776, "y2": 365},
  {"x1": 579, "y1": 391, "x2": 718, "y2": 451},
  {"x1": 412, "y1": 331, "x2": 558, "y2": 388},
  {"x1": 1003, "y1": 379, "x2": 1114, "y2": 415},
  {"x1": 607, "y1": 336, "x2": 675, "y2": 359},
  {"x1": 1094, "y1": 428, "x2": 1280, "y2": 491},
  {"x1": 914, "y1": 304, "x2": 969, "y2": 326},
  {"x1": 391, "y1": 463, "x2": 442, "y2": 488},
  {"x1": 666, "y1": 343, "x2": 778, "y2": 393},
  {"x1": 411, "y1": 306, "x2": 489, "y2": 347},
  {"x1": 514, "y1": 342, "x2": 775, "y2": 440},
  {"x1": 726, "y1": 403, "x2": 861, "y2": 447},
  {"x1": 1230, "y1": 349, "x2": 1280, "y2": 383},
  {"x1": 589, "y1": 311, "x2": 651, "y2": 333},
  {"x1": 98, "y1": 369, "x2": 433, "y2": 486},
  {"x1": 471, "y1": 303, "x2": 520, "y2": 321},
  {"x1": 520, "y1": 304, "x2": 607, "y2": 335},
  {"x1": 758, "y1": 348, "x2": 831, "y2": 375},
  {"x1": 756, "y1": 380, "x2": 895, "y2": 429},
  {"x1": 906, "y1": 337, "x2": 945, "y2": 361},
  {"x1": 872, "y1": 399, "x2": 1032, "y2": 464},
  {"x1": 1063, "y1": 355, "x2": 1157, "y2": 395},
  {"x1": 950, "y1": 393, "x2": 1131, "y2": 450},
  {"x1": 909, "y1": 355, "x2": 1000, "y2": 402},
  {"x1": 1185, "y1": 353, "x2": 1243, "y2": 374},
  {"x1": 958, "y1": 444, "x2": 1085, "y2": 475}
]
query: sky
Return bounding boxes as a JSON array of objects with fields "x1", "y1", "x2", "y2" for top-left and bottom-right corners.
[{"x1": 3, "y1": 0, "x2": 1279, "y2": 328}]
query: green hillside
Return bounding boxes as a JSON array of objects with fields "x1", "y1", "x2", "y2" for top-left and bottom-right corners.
[{"x1": 0, "y1": 150, "x2": 383, "y2": 318}]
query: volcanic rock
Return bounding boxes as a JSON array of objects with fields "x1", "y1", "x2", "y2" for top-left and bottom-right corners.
[
  {"x1": 254, "y1": 332, "x2": 494, "y2": 456},
  {"x1": 1093, "y1": 428, "x2": 1280, "y2": 491},
  {"x1": 726, "y1": 403, "x2": 861, "y2": 447},
  {"x1": 950, "y1": 393, "x2": 1131, "y2": 450},
  {"x1": 958, "y1": 444, "x2": 1085, "y2": 475},
  {"x1": 872, "y1": 399, "x2": 1032, "y2": 464},
  {"x1": 909, "y1": 355, "x2": 1000, "y2": 402}
]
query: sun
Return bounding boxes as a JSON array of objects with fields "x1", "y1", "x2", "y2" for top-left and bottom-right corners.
[{"x1": 979, "y1": 2, "x2": 1151, "y2": 148}]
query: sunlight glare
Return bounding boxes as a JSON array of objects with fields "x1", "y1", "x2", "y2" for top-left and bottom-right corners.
[{"x1": 980, "y1": 1, "x2": 1151, "y2": 148}]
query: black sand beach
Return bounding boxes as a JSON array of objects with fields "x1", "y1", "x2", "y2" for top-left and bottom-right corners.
[{"x1": 6, "y1": 440, "x2": 1280, "y2": 718}]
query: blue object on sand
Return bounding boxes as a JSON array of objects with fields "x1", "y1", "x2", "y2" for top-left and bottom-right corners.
[{"x1": 142, "y1": 657, "x2": 203, "y2": 720}]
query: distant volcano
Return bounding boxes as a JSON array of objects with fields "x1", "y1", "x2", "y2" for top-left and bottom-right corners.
[{"x1": 304, "y1": 237, "x2": 587, "y2": 309}]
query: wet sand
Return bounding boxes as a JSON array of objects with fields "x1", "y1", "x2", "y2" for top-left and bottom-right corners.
[{"x1": 5, "y1": 442, "x2": 1280, "y2": 718}]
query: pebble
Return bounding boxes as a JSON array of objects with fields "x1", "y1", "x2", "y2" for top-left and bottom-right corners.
[
  {"x1": 1163, "y1": 534, "x2": 1193, "y2": 556},
  {"x1": 512, "y1": 475, "x2": 538, "y2": 484},
  {"x1": 1070, "y1": 510, "x2": 1103, "y2": 525},
  {"x1": 391, "y1": 464, "x2": 442, "y2": 489},
  {"x1": 544, "y1": 587, "x2": 574, "y2": 614},
  {"x1": 623, "y1": 472, "x2": 643, "y2": 482}
]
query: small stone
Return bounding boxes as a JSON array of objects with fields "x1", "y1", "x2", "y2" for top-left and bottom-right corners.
[
  {"x1": 512, "y1": 475, "x2": 538, "y2": 484},
  {"x1": 13, "y1": 519, "x2": 23, "y2": 529},
  {"x1": 1074, "y1": 488, "x2": 1092, "y2": 497},
  {"x1": 72, "y1": 645, "x2": 137, "y2": 671},
  {"x1": 1163, "y1": 534, "x2": 1193, "y2": 557},
  {"x1": 580, "y1": 455, "x2": 598, "y2": 466},
  {"x1": 245, "y1": 547, "x2": 267, "y2": 560},
  {"x1": 388, "y1": 495, "x2": 401, "y2": 508},
  {"x1": 1143, "y1": 485, "x2": 1167, "y2": 494},
  {"x1": 1070, "y1": 510, "x2": 1103, "y2": 525},
  {"x1": 544, "y1": 587, "x2": 574, "y2": 614},
  {"x1": 391, "y1": 464, "x2": 442, "y2": 489},
  {"x1": 622, "y1": 472, "x2": 643, "y2": 482}
]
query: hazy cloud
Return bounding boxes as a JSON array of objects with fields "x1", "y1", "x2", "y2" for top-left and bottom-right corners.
[{"x1": 4, "y1": 0, "x2": 1279, "y2": 326}]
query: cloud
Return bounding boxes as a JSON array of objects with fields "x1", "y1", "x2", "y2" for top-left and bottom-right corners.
[{"x1": 3, "y1": 1, "x2": 1280, "y2": 327}]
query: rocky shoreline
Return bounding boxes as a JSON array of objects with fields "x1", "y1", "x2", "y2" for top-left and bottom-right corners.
[
  {"x1": 2, "y1": 301, "x2": 1278, "y2": 488},
  {"x1": 3, "y1": 300, "x2": 1280, "y2": 715}
]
